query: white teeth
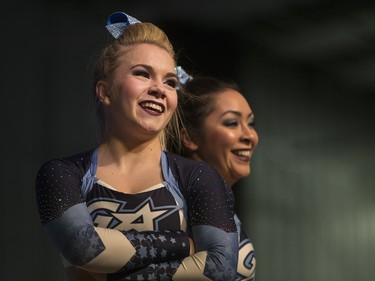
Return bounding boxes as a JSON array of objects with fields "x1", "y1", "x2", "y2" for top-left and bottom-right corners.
[
  {"x1": 142, "y1": 102, "x2": 163, "y2": 113},
  {"x1": 235, "y1": 150, "x2": 250, "y2": 157}
]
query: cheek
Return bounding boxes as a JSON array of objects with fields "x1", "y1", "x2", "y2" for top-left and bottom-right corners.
[
  {"x1": 211, "y1": 129, "x2": 237, "y2": 147},
  {"x1": 202, "y1": 128, "x2": 237, "y2": 151}
]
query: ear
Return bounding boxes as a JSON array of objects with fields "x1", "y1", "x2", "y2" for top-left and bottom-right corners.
[
  {"x1": 96, "y1": 80, "x2": 111, "y2": 106},
  {"x1": 181, "y1": 128, "x2": 198, "y2": 151}
]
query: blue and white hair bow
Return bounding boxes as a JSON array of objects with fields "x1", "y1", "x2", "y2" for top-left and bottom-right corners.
[
  {"x1": 176, "y1": 66, "x2": 193, "y2": 87},
  {"x1": 106, "y1": 11, "x2": 141, "y2": 39},
  {"x1": 104, "y1": 12, "x2": 193, "y2": 86}
]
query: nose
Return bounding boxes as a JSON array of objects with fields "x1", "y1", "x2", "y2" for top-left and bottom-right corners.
[
  {"x1": 148, "y1": 82, "x2": 166, "y2": 99},
  {"x1": 240, "y1": 125, "x2": 259, "y2": 147}
]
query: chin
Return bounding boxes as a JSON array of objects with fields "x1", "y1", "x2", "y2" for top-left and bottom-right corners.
[{"x1": 236, "y1": 169, "x2": 251, "y2": 180}]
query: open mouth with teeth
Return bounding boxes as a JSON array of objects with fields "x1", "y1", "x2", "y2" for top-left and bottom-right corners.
[
  {"x1": 232, "y1": 149, "x2": 251, "y2": 161},
  {"x1": 139, "y1": 101, "x2": 165, "y2": 114}
]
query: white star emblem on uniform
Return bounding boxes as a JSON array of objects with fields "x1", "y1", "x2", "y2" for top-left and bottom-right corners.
[{"x1": 112, "y1": 198, "x2": 172, "y2": 231}]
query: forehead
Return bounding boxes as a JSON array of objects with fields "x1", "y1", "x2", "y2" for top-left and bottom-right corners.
[
  {"x1": 119, "y1": 43, "x2": 175, "y2": 69},
  {"x1": 213, "y1": 89, "x2": 252, "y2": 114}
]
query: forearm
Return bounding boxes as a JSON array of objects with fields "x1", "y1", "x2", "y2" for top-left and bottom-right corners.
[
  {"x1": 107, "y1": 225, "x2": 238, "y2": 281},
  {"x1": 44, "y1": 203, "x2": 190, "y2": 274}
]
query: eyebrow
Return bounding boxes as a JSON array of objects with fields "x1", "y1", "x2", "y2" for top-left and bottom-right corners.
[{"x1": 220, "y1": 110, "x2": 254, "y2": 119}]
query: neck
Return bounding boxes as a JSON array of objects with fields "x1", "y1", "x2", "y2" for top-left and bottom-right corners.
[{"x1": 98, "y1": 135, "x2": 162, "y2": 166}]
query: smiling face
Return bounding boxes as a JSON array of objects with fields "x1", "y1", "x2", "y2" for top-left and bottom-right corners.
[
  {"x1": 97, "y1": 43, "x2": 178, "y2": 143},
  {"x1": 191, "y1": 89, "x2": 259, "y2": 185}
]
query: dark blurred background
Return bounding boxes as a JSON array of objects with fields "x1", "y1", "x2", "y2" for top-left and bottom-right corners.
[{"x1": 2, "y1": 0, "x2": 374, "y2": 280}]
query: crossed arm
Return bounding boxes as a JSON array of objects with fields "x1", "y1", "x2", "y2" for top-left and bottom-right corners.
[{"x1": 36, "y1": 159, "x2": 238, "y2": 280}]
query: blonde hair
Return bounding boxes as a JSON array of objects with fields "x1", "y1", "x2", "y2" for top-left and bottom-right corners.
[
  {"x1": 93, "y1": 22, "x2": 181, "y2": 149},
  {"x1": 94, "y1": 23, "x2": 174, "y2": 86}
]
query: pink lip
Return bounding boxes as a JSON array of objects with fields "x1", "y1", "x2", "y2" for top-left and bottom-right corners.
[
  {"x1": 139, "y1": 100, "x2": 165, "y2": 115},
  {"x1": 231, "y1": 149, "x2": 252, "y2": 162},
  {"x1": 233, "y1": 154, "x2": 250, "y2": 162}
]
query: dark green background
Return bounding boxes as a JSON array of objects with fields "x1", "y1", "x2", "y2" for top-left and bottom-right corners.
[{"x1": 2, "y1": 1, "x2": 374, "y2": 280}]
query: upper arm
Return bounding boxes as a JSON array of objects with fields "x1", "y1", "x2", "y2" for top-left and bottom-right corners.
[
  {"x1": 185, "y1": 164, "x2": 238, "y2": 280},
  {"x1": 187, "y1": 163, "x2": 237, "y2": 232}
]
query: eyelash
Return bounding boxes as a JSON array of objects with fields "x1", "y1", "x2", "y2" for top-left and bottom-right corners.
[
  {"x1": 223, "y1": 120, "x2": 238, "y2": 127},
  {"x1": 133, "y1": 70, "x2": 177, "y2": 89},
  {"x1": 133, "y1": 70, "x2": 149, "y2": 78},
  {"x1": 223, "y1": 120, "x2": 256, "y2": 128},
  {"x1": 165, "y1": 79, "x2": 178, "y2": 89}
]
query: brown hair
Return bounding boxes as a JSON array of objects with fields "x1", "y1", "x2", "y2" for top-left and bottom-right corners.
[{"x1": 176, "y1": 76, "x2": 241, "y2": 156}]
